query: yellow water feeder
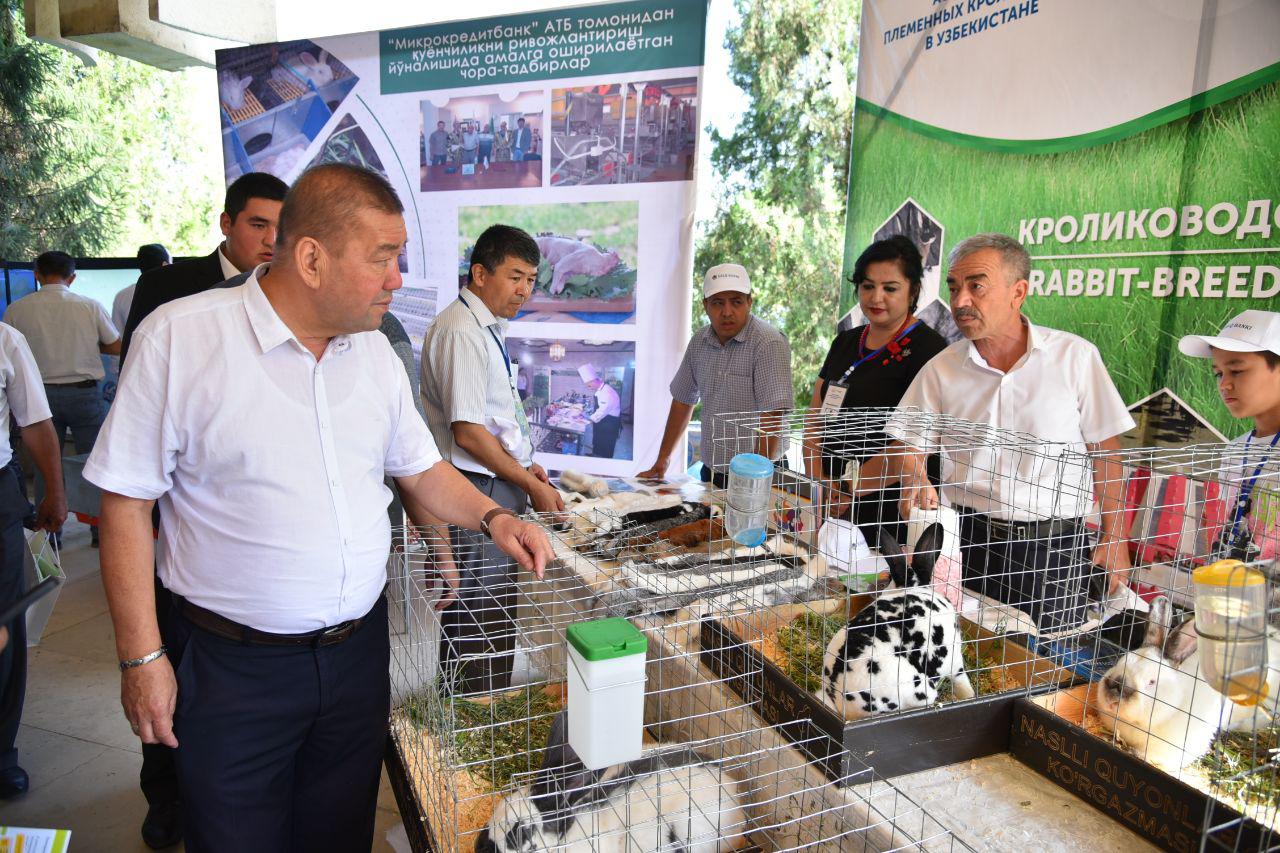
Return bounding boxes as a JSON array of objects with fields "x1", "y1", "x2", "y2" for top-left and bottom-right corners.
[{"x1": 1192, "y1": 559, "x2": 1270, "y2": 706}]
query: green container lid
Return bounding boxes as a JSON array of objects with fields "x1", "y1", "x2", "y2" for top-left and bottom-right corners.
[{"x1": 567, "y1": 618, "x2": 647, "y2": 662}]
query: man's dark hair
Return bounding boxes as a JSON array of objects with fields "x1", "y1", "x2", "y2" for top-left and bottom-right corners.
[
  {"x1": 224, "y1": 172, "x2": 288, "y2": 223},
  {"x1": 469, "y1": 225, "x2": 540, "y2": 283},
  {"x1": 848, "y1": 235, "x2": 925, "y2": 313},
  {"x1": 136, "y1": 243, "x2": 169, "y2": 273},
  {"x1": 276, "y1": 163, "x2": 403, "y2": 254},
  {"x1": 1263, "y1": 351, "x2": 1280, "y2": 370},
  {"x1": 517, "y1": 117, "x2": 526, "y2": 124},
  {"x1": 34, "y1": 250, "x2": 75, "y2": 281}
]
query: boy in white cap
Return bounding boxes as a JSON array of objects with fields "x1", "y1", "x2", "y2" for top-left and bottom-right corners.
[
  {"x1": 1179, "y1": 309, "x2": 1280, "y2": 561},
  {"x1": 579, "y1": 363, "x2": 623, "y2": 458},
  {"x1": 639, "y1": 263, "x2": 792, "y2": 485}
]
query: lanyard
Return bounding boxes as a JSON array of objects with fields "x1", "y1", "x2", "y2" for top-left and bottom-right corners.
[
  {"x1": 834, "y1": 319, "x2": 920, "y2": 385},
  {"x1": 457, "y1": 291, "x2": 512, "y2": 377},
  {"x1": 1229, "y1": 429, "x2": 1280, "y2": 543}
]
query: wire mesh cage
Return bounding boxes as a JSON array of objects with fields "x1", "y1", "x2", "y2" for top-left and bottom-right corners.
[
  {"x1": 697, "y1": 406, "x2": 1096, "y2": 731},
  {"x1": 385, "y1": 518, "x2": 977, "y2": 852},
  {"x1": 1019, "y1": 442, "x2": 1280, "y2": 850}
]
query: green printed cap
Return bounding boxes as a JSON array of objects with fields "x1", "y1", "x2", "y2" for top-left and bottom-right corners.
[{"x1": 567, "y1": 617, "x2": 647, "y2": 662}]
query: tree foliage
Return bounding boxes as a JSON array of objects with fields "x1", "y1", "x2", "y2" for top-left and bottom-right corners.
[
  {"x1": 0, "y1": 0, "x2": 218, "y2": 261},
  {"x1": 697, "y1": 0, "x2": 860, "y2": 407}
]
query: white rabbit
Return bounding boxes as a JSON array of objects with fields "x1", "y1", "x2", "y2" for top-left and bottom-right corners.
[
  {"x1": 477, "y1": 712, "x2": 749, "y2": 853},
  {"x1": 820, "y1": 524, "x2": 975, "y2": 720},
  {"x1": 218, "y1": 70, "x2": 253, "y2": 111},
  {"x1": 295, "y1": 50, "x2": 334, "y2": 88},
  {"x1": 1094, "y1": 595, "x2": 1279, "y2": 773}
]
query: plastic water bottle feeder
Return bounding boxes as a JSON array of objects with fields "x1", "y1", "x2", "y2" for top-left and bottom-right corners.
[
  {"x1": 726, "y1": 453, "x2": 774, "y2": 547},
  {"x1": 566, "y1": 617, "x2": 648, "y2": 770}
]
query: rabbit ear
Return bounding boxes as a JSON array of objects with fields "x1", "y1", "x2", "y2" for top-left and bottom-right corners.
[
  {"x1": 1140, "y1": 594, "x2": 1171, "y2": 650},
  {"x1": 531, "y1": 711, "x2": 598, "y2": 827},
  {"x1": 318, "y1": 49, "x2": 329, "y2": 64},
  {"x1": 878, "y1": 527, "x2": 910, "y2": 589},
  {"x1": 1163, "y1": 615, "x2": 1198, "y2": 665},
  {"x1": 910, "y1": 522, "x2": 943, "y2": 586},
  {"x1": 300, "y1": 51, "x2": 318, "y2": 66}
]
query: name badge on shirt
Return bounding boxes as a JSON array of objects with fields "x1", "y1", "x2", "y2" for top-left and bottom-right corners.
[{"x1": 820, "y1": 382, "x2": 848, "y2": 415}]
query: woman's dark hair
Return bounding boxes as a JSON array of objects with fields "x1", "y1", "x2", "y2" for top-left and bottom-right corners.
[{"x1": 847, "y1": 235, "x2": 924, "y2": 313}]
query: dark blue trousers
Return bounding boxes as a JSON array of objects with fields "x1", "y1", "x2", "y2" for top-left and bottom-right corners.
[
  {"x1": 171, "y1": 596, "x2": 390, "y2": 852},
  {"x1": 0, "y1": 466, "x2": 30, "y2": 771}
]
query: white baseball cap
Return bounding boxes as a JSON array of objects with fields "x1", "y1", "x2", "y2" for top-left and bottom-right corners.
[
  {"x1": 577, "y1": 363, "x2": 600, "y2": 383},
  {"x1": 703, "y1": 263, "x2": 752, "y2": 298},
  {"x1": 1178, "y1": 310, "x2": 1280, "y2": 359}
]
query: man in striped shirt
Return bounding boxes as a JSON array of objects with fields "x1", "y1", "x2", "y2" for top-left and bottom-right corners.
[{"x1": 639, "y1": 263, "x2": 793, "y2": 486}]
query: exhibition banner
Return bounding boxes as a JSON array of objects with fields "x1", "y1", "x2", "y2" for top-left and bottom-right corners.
[
  {"x1": 841, "y1": 0, "x2": 1280, "y2": 440},
  {"x1": 215, "y1": 0, "x2": 707, "y2": 475}
]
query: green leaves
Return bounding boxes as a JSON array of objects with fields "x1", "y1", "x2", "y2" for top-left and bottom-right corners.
[
  {"x1": 0, "y1": 0, "x2": 218, "y2": 260},
  {"x1": 697, "y1": 0, "x2": 861, "y2": 407}
]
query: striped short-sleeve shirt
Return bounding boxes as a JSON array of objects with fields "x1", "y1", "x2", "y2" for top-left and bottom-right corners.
[{"x1": 670, "y1": 315, "x2": 793, "y2": 471}]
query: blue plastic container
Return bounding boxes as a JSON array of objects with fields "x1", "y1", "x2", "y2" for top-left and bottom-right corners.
[{"x1": 726, "y1": 453, "x2": 774, "y2": 547}]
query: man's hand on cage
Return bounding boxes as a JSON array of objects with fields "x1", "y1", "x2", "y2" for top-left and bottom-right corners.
[
  {"x1": 490, "y1": 514, "x2": 552, "y2": 579},
  {"x1": 121, "y1": 656, "x2": 179, "y2": 747},
  {"x1": 898, "y1": 472, "x2": 939, "y2": 517},
  {"x1": 432, "y1": 559, "x2": 461, "y2": 611}
]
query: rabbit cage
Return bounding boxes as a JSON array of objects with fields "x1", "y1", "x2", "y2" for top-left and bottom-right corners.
[
  {"x1": 696, "y1": 407, "x2": 1088, "y2": 781},
  {"x1": 1010, "y1": 442, "x2": 1280, "y2": 852},
  {"x1": 384, "y1": 519, "x2": 977, "y2": 852}
]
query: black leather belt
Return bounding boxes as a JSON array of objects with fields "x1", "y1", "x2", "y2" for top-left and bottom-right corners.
[
  {"x1": 172, "y1": 594, "x2": 368, "y2": 648},
  {"x1": 959, "y1": 509, "x2": 1084, "y2": 542},
  {"x1": 46, "y1": 379, "x2": 98, "y2": 388}
]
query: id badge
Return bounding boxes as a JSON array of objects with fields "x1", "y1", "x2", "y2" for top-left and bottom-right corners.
[{"x1": 820, "y1": 382, "x2": 848, "y2": 415}]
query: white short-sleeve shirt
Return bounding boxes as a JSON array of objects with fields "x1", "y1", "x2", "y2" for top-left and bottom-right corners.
[
  {"x1": 3, "y1": 284, "x2": 119, "y2": 383},
  {"x1": 0, "y1": 325, "x2": 53, "y2": 468},
  {"x1": 85, "y1": 268, "x2": 442, "y2": 633},
  {"x1": 888, "y1": 319, "x2": 1135, "y2": 520}
]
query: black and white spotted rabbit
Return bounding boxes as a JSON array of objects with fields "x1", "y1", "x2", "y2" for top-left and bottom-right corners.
[
  {"x1": 475, "y1": 711, "x2": 749, "y2": 853},
  {"x1": 820, "y1": 523, "x2": 975, "y2": 719}
]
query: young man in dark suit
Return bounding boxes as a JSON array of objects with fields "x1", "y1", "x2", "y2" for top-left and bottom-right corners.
[
  {"x1": 120, "y1": 171, "x2": 285, "y2": 849},
  {"x1": 121, "y1": 172, "x2": 287, "y2": 364}
]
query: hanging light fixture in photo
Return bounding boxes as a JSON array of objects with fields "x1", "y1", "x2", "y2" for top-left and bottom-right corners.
[{"x1": 549, "y1": 342, "x2": 565, "y2": 362}]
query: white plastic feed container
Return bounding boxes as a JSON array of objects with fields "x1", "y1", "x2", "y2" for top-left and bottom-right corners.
[
  {"x1": 725, "y1": 453, "x2": 774, "y2": 547},
  {"x1": 566, "y1": 618, "x2": 648, "y2": 770}
]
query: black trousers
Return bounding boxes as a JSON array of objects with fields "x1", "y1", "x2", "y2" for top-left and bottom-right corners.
[
  {"x1": 171, "y1": 596, "x2": 390, "y2": 852},
  {"x1": 438, "y1": 472, "x2": 527, "y2": 695},
  {"x1": 0, "y1": 466, "x2": 30, "y2": 771},
  {"x1": 590, "y1": 415, "x2": 621, "y2": 458},
  {"x1": 139, "y1": 573, "x2": 180, "y2": 807},
  {"x1": 958, "y1": 511, "x2": 1090, "y2": 634}
]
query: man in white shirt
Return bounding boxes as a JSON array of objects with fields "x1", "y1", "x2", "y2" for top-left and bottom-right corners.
[
  {"x1": 887, "y1": 233, "x2": 1136, "y2": 636},
  {"x1": 421, "y1": 224, "x2": 563, "y2": 693},
  {"x1": 112, "y1": 244, "x2": 171, "y2": 335},
  {"x1": 87, "y1": 164, "x2": 552, "y2": 852},
  {"x1": 580, "y1": 363, "x2": 623, "y2": 458},
  {"x1": 0, "y1": 324, "x2": 66, "y2": 800},
  {"x1": 3, "y1": 251, "x2": 120, "y2": 464}
]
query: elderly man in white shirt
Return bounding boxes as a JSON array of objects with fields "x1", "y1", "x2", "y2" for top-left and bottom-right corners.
[
  {"x1": 581, "y1": 363, "x2": 623, "y2": 458},
  {"x1": 86, "y1": 164, "x2": 552, "y2": 852},
  {"x1": 885, "y1": 233, "x2": 1136, "y2": 637}
]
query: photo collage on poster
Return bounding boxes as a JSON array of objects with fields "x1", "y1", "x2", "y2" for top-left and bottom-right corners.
[{"x1": 427, "y1": 77, "x2": 700, "y2": 466}]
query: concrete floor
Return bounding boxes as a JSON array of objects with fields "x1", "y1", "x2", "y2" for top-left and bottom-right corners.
[{"x1": 3, "y1": 518, "x2": 406, "y2": 851}]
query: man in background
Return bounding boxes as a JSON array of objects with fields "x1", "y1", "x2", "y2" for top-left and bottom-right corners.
[
  {"x1": 580, "y1": 364, "x2": 622, "y2": 458},
  {"x1": 121, "y1": 172, "x2": 287, "y2": 363},
  {"x1": 461, "y1": 122, "x2": 480, "y2": 166},
  {"x1": 113, "y1": 245, "x2": 171, "y2": 335},
  {"x1": 513, "y1": 117, "x2": 532, "y2": 162},
  {"x1": 0, "y1": 323, "x2": 67, "y2": 801},
  {"x1": 428, "y1": 120, "x2": 449, "y2": 167},
  {"x1": 3, "y1": 252, "x2": 120, "y2": 520},
  {"x1": 639, "y1": 263, "x2": 792, "y2": 485}
]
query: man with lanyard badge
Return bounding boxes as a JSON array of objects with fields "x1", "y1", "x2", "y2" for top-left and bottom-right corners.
[{"x1": 421, "y1": 224, "x2": 564, "y2": 693}]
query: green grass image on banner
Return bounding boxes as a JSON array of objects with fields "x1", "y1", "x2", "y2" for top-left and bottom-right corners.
[{"x1": 842, "y1": 83, "x2": 1280, "y2": 437}]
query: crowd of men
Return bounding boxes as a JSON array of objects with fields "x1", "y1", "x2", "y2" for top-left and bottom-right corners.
[{"x1": 1, "y1": 160, "x2": 1274, "y2": 853}]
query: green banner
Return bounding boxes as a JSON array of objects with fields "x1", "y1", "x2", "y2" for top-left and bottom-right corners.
[
  {"x1": 841, "y1": 0, "x2": 1280, "y2": 440},
  {"x1": 380, "y1": 0, "x2": 707, "y2": 94}
]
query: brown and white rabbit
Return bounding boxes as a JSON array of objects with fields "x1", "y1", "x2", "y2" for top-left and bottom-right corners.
[{"x1": 1094, "y1": 594, "x2": 1279, "y2": 773}]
